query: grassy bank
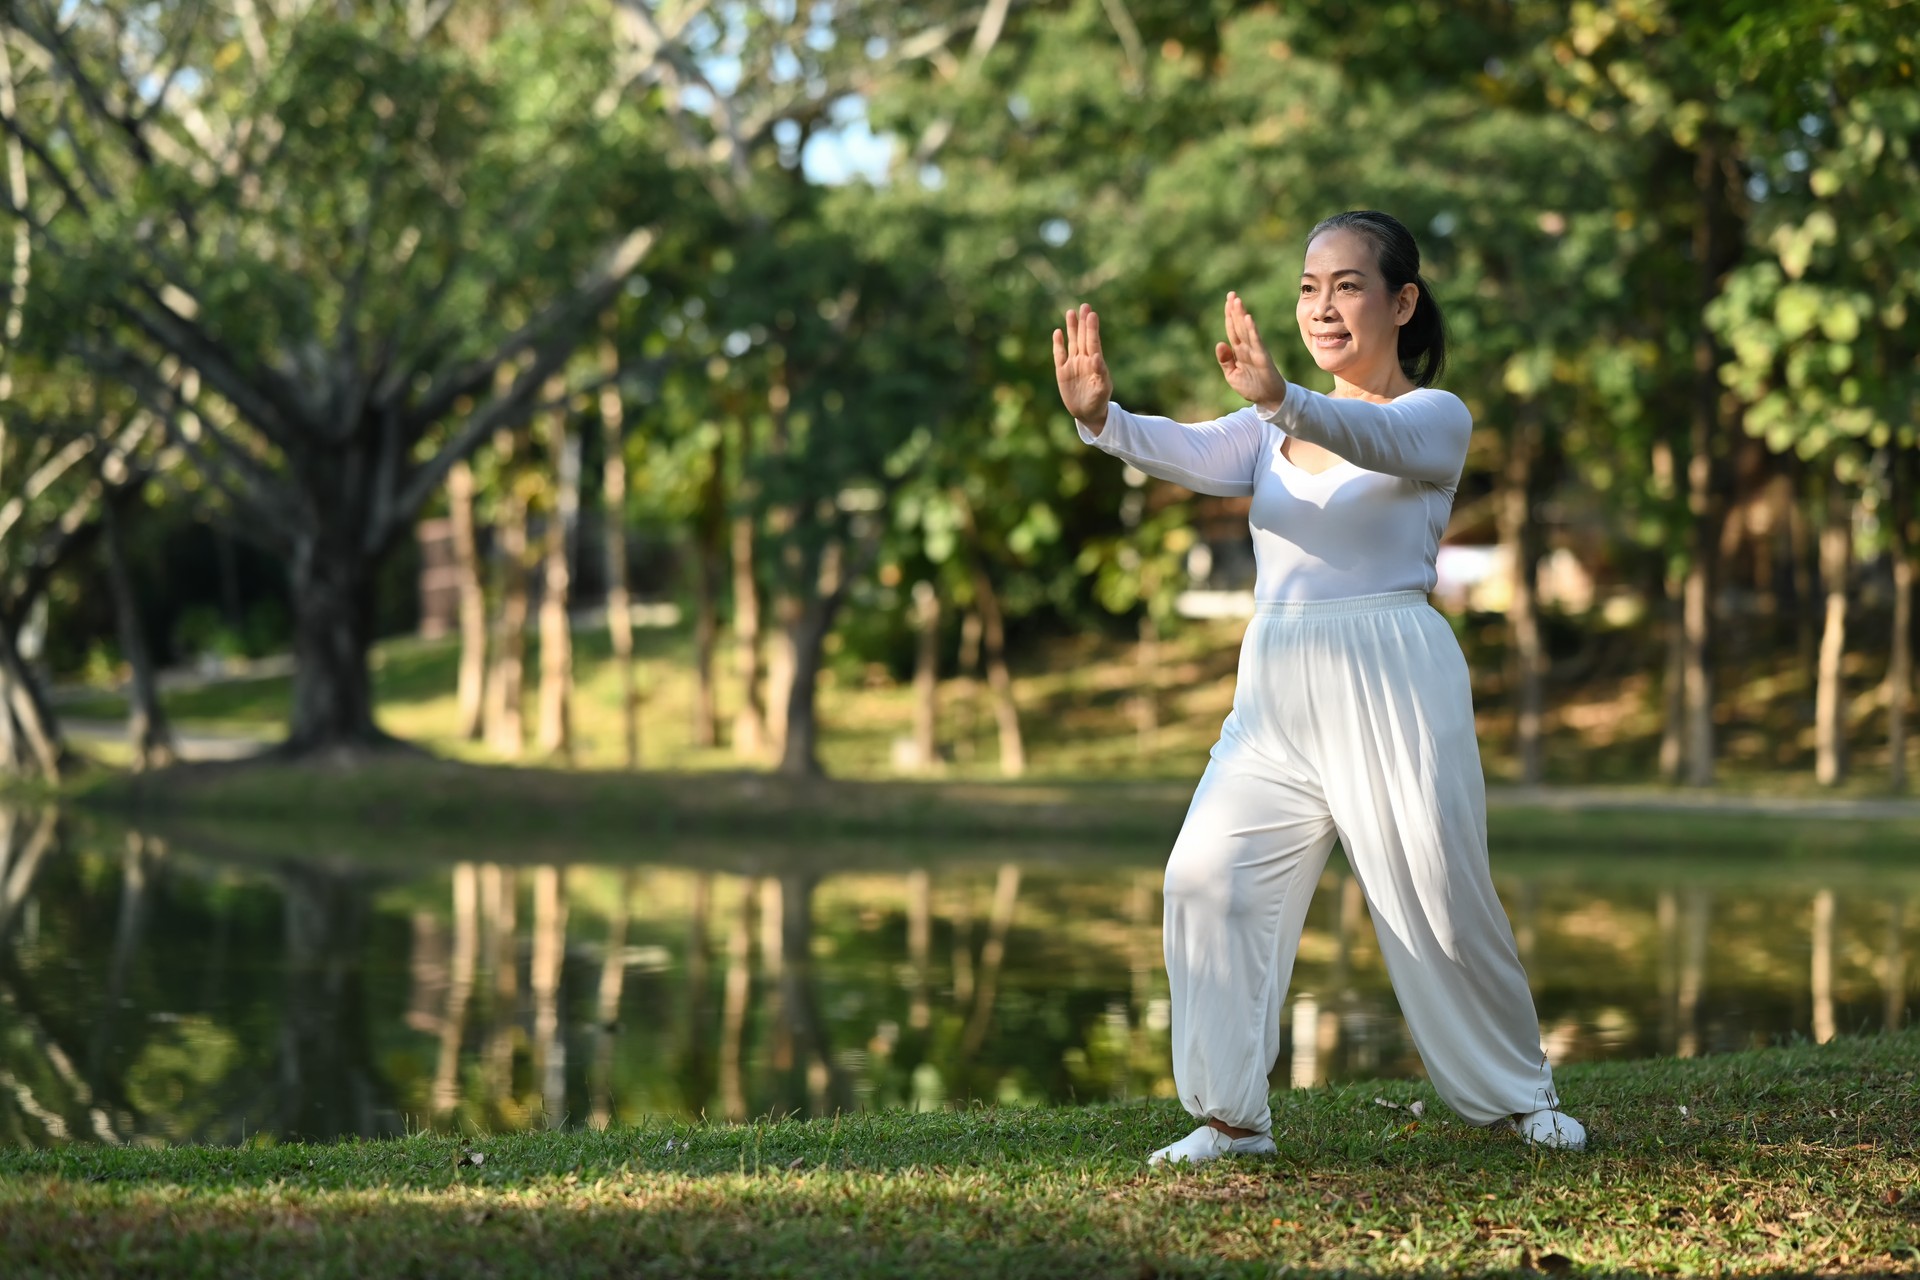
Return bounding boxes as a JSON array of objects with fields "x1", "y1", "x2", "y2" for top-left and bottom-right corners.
[
  {"x1": 4, "y1": 1032, "x2": 1916, "y2": 1278},
  {"x1": 47, "y1": 752, "x2": 1920, "y2": 882},
  {"x1": 53, "y1": 611, "x2": 1920, "y2": 794}
]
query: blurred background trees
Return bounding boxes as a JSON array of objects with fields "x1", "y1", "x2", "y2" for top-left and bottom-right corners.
[{"x1": 2, "y1": 0, "x2": 1914, "y2": 788}]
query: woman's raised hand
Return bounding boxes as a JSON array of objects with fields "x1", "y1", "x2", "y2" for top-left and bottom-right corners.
[
  {"x1": 1216, "y1": 292, "x2": 1287, "y2": 410},
  {"x1": 1053, "y1": 303, "x2": 1113, "y2": 428}
]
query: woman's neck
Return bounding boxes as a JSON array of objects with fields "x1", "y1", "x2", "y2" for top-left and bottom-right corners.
[{"x1": 1331, "y1": 364, "x2": 1416, "y2": 403}]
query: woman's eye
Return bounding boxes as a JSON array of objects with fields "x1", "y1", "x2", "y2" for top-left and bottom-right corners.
[{"x1": 1338, "y1": 282, "x2": 1358, "y2": 292}]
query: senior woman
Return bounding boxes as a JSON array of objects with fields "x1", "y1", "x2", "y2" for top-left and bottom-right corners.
[{"x1": 1053, "y1": 210, "x2": 1585, "y2": 1166}]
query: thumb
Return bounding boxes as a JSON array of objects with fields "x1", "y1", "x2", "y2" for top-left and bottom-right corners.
[{"x1": 1215, "y1": 340, "x2": 1236, "y2": 370}]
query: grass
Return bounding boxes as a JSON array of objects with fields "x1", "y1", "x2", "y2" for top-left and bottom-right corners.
[
  {"x1": 3, "y1": 1031, "x2": 1916, "y2": 1278},
  {"x1": 50, "y1": 609, "x2": 1920, "y2": 795}
]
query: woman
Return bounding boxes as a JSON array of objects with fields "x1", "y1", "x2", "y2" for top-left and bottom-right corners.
[{"x1": 1052, "y1": 210, "x2": 1585, "y2": 1166}]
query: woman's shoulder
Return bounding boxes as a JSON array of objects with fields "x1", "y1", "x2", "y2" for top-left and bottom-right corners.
[{"x1": 1398, "y1": 386, "x2": 1471, "y2": 425}]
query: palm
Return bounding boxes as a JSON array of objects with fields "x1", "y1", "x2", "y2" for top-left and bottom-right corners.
[
  {"x1": 1217, "y1": 292, "x2": 1286, "y2": 406},
  {"x1": 1053, "y1": 304, "x2": 1113, "y2": 423}
]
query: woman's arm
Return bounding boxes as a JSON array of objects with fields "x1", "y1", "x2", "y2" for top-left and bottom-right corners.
[
  {"x1": 1056, "y1": 302, "x2": 1267, "y2": 495},
  {"x1": 1257, "y1": 387, "x2": 1470, "y2": 485},
  {"x1": 1078, "y1": 404, "x2": 1267, "y2": 498}
]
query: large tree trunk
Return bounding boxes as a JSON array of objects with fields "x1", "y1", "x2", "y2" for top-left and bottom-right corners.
[
  {"x1": 100, "y1": 495, "x2": 175, "y2": 771},
  {"x1": 731, "y1": 513, "x2": 767, "y2": 759},
  {"x1": 536, "y1": 390, "x2": 577, "y2": 761},
  {"x1": 776, "y1": 538, "x2": 849, "y2": 778},
  {"x1": 1814, "y1": 483, "x2": 1850, "y2": 787},
  {"x1": 448, "y1": 461, "x2": 489, "y2": 743},
  {"x1": 969, "y1": 559, "x2": 1026, "y2": 777},
  {"x1": 485, "y1": 461, "x2": 531, "y2": 759},
  {"x1": 285, "y1": 535, "x2": 386, "y2": 755},
  {"x1": 1889, "y1": 451, "x2": 1913, "y2": 793},
  {"x1": 910, "y1": 580, "x2": 940, "y2": 770},
  {"x1": 1499, "y1": 406, "x2": 1546, "y2": 785},
  {"x1": 598, "y1": 337, "x2": 639, "y2": 768}
]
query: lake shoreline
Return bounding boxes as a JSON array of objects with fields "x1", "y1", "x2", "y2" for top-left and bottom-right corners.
[
  {"x1": 23, "y1": 755, "x2": 1920, "y2": 875},
  {"x1": 5, "y1": 1030, "x2": 1916, "y2": 1278}
]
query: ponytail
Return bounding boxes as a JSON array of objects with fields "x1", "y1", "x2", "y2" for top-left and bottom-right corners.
[{"x1": 1304, "y1": 210, "x2": 1448, "y2": 388}]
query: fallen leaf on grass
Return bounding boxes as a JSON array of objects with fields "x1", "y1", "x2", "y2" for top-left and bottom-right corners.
[
  {"x1": 786, "y1": 1157, "x2": 807, "y2": 1171},
  {"x1": 455, "y1": 1149, "x2": 485, "y2": 1168}
]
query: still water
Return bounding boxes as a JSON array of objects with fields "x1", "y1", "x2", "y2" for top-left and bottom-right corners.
[{"x1": 0, "y1": 804, "x2": 1913, "y2": 1147}]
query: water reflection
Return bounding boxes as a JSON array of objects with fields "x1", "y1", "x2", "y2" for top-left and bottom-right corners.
[{"x1": 1, "y1": 805, "x2": 1916, "y2": 1149}]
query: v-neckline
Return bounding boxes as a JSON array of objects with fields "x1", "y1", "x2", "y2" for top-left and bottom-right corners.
[{"x1": 1276, "y1": 437, "x2": 1353, "y2": 479}]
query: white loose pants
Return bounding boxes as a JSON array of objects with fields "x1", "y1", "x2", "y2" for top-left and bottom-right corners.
[{"x1": 1163, "y1": 591, "x2": 1558, "y2": 1133}]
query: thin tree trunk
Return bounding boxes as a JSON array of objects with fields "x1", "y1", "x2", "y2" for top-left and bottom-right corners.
[
  {"x1": 1889, "y1": 452, "x2": 1913, "y2": 792},
  {"x1": 955, "y1": 609, "x2": 981, "y2": 765},
  {"x1": 597, "y1": 337, "x2": 639, "y2": 769},
  {"x1": 100, "y1": 495, "x2": 174, "y2": 771},
  {"x1": 431, "y1": 862, "x2": 479, "y2": 1116},
  {"x1": 1811, "y1": 888, "x2": 1836, "y2": 1044},
  {"x1": 911, "y1": 580, "x2": 939, "y2": 770},
  {"x1": 906, "y1": 869, "x2": 931, "y2": 1032},
  {"x1": 1815, "y1": 483, "x2": 1850, "y2": 787},
  {"x1": 776, "y1": 539, "x2": 847, "y2": 778},
  {"x1": 1788, "y1": 475, "x2": 1818, "y2": 686},
  {"x1": 970, "y1": 561, "x2": 1025, "y2": 777},
  {"x1": 530, "y1": 865, "x2": 568, "y2": 1127},
  {"x1": 731, "y1": 513, "x2": 766, "y2": 759},
  {"x1": 1659, "y1": 579, "x2": 1685, "y2": 784},
  {"x1": 0, "y1": 618, "x2": 63, "y2": 779},
  {"x1": 718, "y1": 877, "x2": 754, "y2": 1123},
  {"x1": 1681, "y1": 140, "x2": 1732, "y2": 789},
  {"x1": 448, "y1": 461, "x2": 488, "y2": 742},
  {"x1": 537, "y1": 387, "x2": 577, "y2": 761},
  {"x1": 691, "y1": 438, "x2": 725, "y2": 750},
  {"x1": 485, "y1": 453, "x2": 531, "y2": 759},
  {"x1": 959, "y1": 863, "x2": 1022, "y2": 1057},
  {"x1": 590, "y1": 867, "x2": 636, "y2": 1129},
  {"x1": 1499, "y1": 409, "x2": 1546, "y2": 784},
  {"x1": 767, "y1": 588, "x2": 798, "y2": 758},
  {"x1": 776, "y1": 873, "x2": 848, "y2": 1117}
]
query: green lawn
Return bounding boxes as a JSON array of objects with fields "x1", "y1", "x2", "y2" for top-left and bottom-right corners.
[
  {"x1": 4, "y1": 1031, "x2": 1916, "y2": 1278},
  {"x1": 51, "y1": 612, "x2": 1920, "y2": 794}
]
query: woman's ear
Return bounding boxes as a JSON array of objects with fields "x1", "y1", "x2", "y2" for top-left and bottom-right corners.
[{"x1": 1394, "y1": 282, "x2": 1419, "y2": 327}]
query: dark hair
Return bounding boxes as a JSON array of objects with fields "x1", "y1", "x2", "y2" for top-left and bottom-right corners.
[{"x1": 1304, "y1": 210, "x2": 1447, "y2": 388}]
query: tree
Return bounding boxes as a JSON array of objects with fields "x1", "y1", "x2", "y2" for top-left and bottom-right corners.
[{"x1": 4, "y1": 2, "x2": 678, "y2": 754}]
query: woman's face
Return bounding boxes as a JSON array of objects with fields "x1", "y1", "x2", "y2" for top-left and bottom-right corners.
[{"x1": 1295, "y1": 228, "x2": 1418, "y2": 384}]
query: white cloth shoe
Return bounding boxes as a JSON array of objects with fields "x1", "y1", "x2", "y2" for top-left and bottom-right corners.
[
  {"x1": 1147, "y1": 1124, "x2": 1277, "y2": 1167},
  {"x1": 1513, "y1": 1108, "x2": 1587, "y2": 1150}
]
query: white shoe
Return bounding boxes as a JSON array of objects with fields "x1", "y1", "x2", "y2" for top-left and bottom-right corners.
[
  {"x1": 1513, "y1": 1108, "x2": 1587, "y2": 1150},
  {"x1": 1147, "y1": 1124, "x2": 1277, "y2": 1167}
]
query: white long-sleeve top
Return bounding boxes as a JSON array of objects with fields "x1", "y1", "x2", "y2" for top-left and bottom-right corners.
[{"x1": 1077, "y1": 385, "x2": 1472, "y2": 602}]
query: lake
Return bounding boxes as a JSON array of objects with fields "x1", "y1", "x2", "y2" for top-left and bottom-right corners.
[{"x1": 0, "y1": 802, "x2": 1912, "y2": 1147}]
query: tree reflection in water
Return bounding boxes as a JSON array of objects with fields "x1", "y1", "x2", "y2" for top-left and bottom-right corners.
[{"x1": 1, "y1": 810, "x2": 1917, "y2": 1148}]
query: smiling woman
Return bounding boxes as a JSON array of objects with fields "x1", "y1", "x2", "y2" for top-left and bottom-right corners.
[{"x1": 1052, "y1": 210, "x2": 1587, "y2": 1167}]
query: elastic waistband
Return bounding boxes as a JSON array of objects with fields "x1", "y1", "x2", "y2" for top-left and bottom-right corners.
[{"x1": 1252, "y1": 590, "x2": 1430, "y2": 619}]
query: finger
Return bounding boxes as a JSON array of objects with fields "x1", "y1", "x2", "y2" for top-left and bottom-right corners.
[
  {"x1": 1215, "y1": 340, "x2": 1235, "y2": 371},
  {"x1": 1085, "y1": 306, "x2": 1102, "y2": 358},
  {"x1": 1242, "y1": 311, "x2": 1266, "y2": 360},
  {"x1": 1053, "y1": 328, "x2": 1067, "y2": 370},
  {"x1": 1064, "y1": 307, "x2": 1079, "y2": 358},
  {"x1": 1232, "y1": 292, "x2": 1253, "y2": 345}
]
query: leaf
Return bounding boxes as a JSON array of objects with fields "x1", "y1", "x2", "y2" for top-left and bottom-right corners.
[{"x1": 786, "y1": 1156, "x2": 807, "y2": 1171}]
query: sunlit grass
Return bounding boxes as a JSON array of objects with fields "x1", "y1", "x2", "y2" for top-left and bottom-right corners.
[
  {"x1": 52, "y1": 612, "x2": 1918, "y2": 795},
  {"x1": 4, "y1": 1030, "x2": 1916, "y2": 1278}
]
